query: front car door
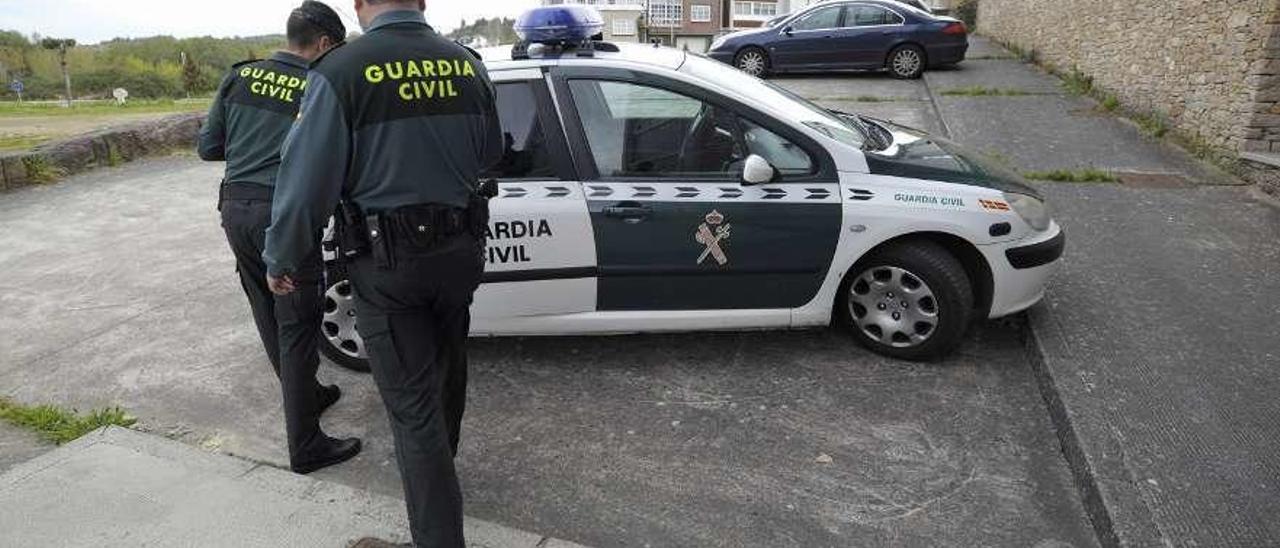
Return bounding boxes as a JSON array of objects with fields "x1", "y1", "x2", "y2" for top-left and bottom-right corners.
[
  {"x1": 551, "y1": 68, "x2": 843, "y2": 312},
  {"x1": 470, "y1": 70, "x2": 598, "y2": 328},
  {"x1": 770, "y1": 4, "x2": 848, "y2": 70}
]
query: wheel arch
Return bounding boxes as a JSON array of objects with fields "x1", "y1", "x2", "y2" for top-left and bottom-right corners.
[{"x1": 834, "y1": 230, "x2": 993, "y2": 320}]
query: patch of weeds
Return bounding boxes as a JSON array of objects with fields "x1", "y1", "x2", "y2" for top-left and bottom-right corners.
[
  {"x1": 0, "y1": 397, "x2": 136, "y2": 445},
  {"x1": 106, "y1": 144, "x2": 124, "y2": 167},
  {"x1": 1132, "y1": 111, "x2": 1170, "y2": 138},
  {"x1": 1100, "y1": 95, "x2": 1121, "y2": 112},
  {"x1": 1023, "y1": 168, "x2": 1118, "y2": 183},
  {"x1": 1061, "y1": 67, "x2": 1094, "y2": 96},
  {"x1": 939, "y1": 86, "x2": 1040, "y2": 97},
  {"x1": 21, "y1": 155, "x2": 65, "y2": 183}
]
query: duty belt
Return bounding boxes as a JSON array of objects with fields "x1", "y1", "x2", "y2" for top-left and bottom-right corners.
[
  {"x1": 365, "y1": 204, "x2": 473, "y2": 269},
  {"x1": 218, "y1": 182, "x2": 273, "y2": 205}
]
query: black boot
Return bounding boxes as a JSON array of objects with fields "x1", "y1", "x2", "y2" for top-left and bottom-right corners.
[
  {"x1": 291, "y1": 437, "x2": 362, "y2": 474},
  {"x1": 318, "y1": 384, "x2": 341, "y2": 414}
]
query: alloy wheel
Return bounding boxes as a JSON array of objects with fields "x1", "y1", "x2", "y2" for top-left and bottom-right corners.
[
  {"x1": 892, "y1": 48, "x2": 922, "y2": 78},
  {"x1": 737, "y1": 50, "x2": 766, "y2": 77}
]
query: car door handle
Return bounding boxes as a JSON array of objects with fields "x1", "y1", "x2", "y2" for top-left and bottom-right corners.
[{"x1": 603, "y1": 203, "x2": 653, "y2": 219}]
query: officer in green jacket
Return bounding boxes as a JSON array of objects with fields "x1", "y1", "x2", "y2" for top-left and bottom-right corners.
[
  {"x1": 264, "y1": 1, "x2": 502, "y2": 545},
  {"x1": 198, "y1": 1, "x2": 362, "y2": 475}
]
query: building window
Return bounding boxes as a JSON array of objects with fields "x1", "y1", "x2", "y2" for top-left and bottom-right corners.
[
  {"x1": 612, "y1": 18, "x2": 637, "y2": 36},
  {"x1": 733, "y1": 1, "x2": 778, "y2": 19},
  {"x1": 648, "y1": 0, "x2": 683, "y2": 27},
  {"x1": 690, "y1": 4, "x2": 712, "y2": 22}
]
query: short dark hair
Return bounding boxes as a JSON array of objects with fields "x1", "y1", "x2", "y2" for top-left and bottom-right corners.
[{"x1": 287, "y1": 1, "x2": 346, "y2": 48}]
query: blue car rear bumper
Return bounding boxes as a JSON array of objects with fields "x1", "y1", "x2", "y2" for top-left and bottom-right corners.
[{"x1": 927, "y1": 42, "x2": 969, "y2": 66}]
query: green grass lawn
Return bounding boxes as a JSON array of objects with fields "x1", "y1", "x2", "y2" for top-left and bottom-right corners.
[{"x1": 0, "y1": 98, "x2": 210, "y2": 117}]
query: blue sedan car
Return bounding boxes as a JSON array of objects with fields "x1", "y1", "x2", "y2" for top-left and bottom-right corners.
[{"x1": 707, "y1": 0, "x2": 969, "y2": 79}]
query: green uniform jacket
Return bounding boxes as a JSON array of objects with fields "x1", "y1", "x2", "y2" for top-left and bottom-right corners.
[
  {"x1": 198, "y1": 51, "x2": 310, "y2": 187},
  {"x1": 263, "y1": 10, "x2": 503, "y2": 277}
]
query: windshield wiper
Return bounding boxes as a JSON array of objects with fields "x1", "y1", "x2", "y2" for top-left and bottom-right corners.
[{"x1": 827, "y1": 109, "x2": 888, "y2": 151}]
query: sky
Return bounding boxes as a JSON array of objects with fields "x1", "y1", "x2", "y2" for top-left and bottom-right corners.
[{"x1": 0, "y1": 0, "x2": 538, "y2": 44}]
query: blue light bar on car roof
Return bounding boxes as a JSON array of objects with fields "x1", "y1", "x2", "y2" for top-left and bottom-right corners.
[{"x1": 514, "y1": 6, "x2": 604, "y2": 44}]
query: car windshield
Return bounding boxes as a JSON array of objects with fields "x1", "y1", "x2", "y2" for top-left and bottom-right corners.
[
  {"x1": 764, "y1": 15, "x2": 788, "y2": 28},
  {"x1": 682, "y1": 54, "x2": 868, "y2": 149}
]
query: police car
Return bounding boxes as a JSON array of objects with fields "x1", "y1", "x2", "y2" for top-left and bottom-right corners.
[{"x1": 318, "y1": 6, "x2": 1063, "y2": 371}]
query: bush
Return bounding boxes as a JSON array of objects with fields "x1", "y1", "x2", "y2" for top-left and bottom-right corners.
[{"x1": 954, "y1": 0, "x2": 979, "y2": 28}]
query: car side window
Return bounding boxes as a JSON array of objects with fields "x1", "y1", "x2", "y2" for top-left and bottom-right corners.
[
  {"x1": 483, "y1": 81, "x2": 557, "y2": 180},
  {"x1": 792, "y1": 6, "x2": 843, "y2": 31},
  {"x1": 846, "y1": 5, "x2": 903, "y2": 26},
  {"x1": 568, "y1": 79, "x2": 746, "y2": 179},
  {"x1": 741, "y1": 118, "x2": 816, "y2": 176}
]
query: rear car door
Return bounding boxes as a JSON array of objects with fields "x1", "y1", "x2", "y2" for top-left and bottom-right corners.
[
  {"x1": 470, "y1": 72, "x2": 597, "y2": 323},
  {"x1": 833, "y1": 4, "x2": 907, "y2": 67},
  {"x1": 552, "y1": 68, "x2": 843, "y2": 311},
  {"x1": 770, "y1": 5, "x2": 848, "y2": 70}
]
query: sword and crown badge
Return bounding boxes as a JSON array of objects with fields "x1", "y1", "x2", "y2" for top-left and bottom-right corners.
[{"x1": 695, "y1": 210, "x2": 731, "y2": 266}]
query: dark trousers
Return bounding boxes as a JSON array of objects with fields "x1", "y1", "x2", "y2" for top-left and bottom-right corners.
[
  {"x1": 220, "y1": 195, "x2": 327, "y2": 462},
  {"x1": 348, "y1": 233, "x2": 482, "y2": 548}
]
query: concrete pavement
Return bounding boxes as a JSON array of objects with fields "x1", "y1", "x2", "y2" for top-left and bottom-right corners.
[
  {"x1": 0, "y1": 152, "x2": 1093, "y2": 546},
  {"x1": 0, "y1": 426, "x2": 585, "y2": 548}
]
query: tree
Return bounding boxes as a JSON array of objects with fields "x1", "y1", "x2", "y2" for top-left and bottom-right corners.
[
  {"x1": 181, "y1": 51, "x2": 201, "y2": 98},
  {"x1": 40, "y1": 37, "x2": 75, "y2": 106}
]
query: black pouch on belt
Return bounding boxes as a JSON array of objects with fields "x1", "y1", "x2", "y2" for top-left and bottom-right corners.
[{"x1": 366, "y1": 213, "x2": 396, "y2": 270}]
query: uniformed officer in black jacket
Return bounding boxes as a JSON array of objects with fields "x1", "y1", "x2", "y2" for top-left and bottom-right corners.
[
  {"x1": 263, "y1": 0, "x2": 502, "y2": 546},
  {"x1": 198, "y1": 1, "x2": 363, "y2": 475}
]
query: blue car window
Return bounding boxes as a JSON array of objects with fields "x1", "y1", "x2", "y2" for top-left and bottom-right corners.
[
  {"x1": 846, "y1": 5, "x2": 902, "y2": 26},
  {"x1": 792, "y1": 6, "x2": 842, "y2": 31}
]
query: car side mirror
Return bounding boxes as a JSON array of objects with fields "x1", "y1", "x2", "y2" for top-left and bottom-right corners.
[
  {"x1": 782, "y1": 26, "x2": 794, "y2": 36},
  {"x1": 741, "y1": 154, "x2": 779, "y2": 186}
]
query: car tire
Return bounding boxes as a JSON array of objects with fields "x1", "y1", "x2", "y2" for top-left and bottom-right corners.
[
  {"x1": 836, "y1": 240, "x2": 973, "y2": 361},
  {"x1": 319, "y1": 270, "x2": 371, "y2": 373},
  {"x1": 887, "y1": 45, "x2": 926, "y2": 79},
  {"x1": 734, "y1": 47, "x2": 770, "y2": 78}
]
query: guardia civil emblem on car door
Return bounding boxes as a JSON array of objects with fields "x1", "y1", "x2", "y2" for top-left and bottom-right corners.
[{"x1": 695, "y1": 210, "x2": 731, "y2": 266}]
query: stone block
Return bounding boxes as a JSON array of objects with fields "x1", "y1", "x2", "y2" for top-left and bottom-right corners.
[
  {"x1": 1, "y1": 153, "x2": 32, "y2": 189},
  {"x1": 1243, "y1": 139, "x2": 1272, "y2": 152}
]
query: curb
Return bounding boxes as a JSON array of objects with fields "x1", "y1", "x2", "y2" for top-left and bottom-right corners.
[
  {"x1": 1022, "y1": 306, "x2": 1166, "y2": 548},
  {"x1": 0, "y1": 426, "x2": 590, "y2": 548},
  {"x1": 0, "y1": 112, "x2": 203, "y2": 193}
]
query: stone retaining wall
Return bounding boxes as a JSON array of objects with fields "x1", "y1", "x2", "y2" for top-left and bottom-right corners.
[
  {"x1": 0, "y1": 113, "x2": 204, "y2": 192},
  {"x1": 977, "y1": 0, "x2": 1280, "y2": 159}
]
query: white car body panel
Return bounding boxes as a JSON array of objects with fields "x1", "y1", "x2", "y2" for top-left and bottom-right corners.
[{"x1": 403, "y1": 46, "x2": 1062, "y2": 336}]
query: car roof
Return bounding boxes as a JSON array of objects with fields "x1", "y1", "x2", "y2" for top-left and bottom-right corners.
[{"x1": 480, "y1": 42, "x2": 689, "y2": 73}]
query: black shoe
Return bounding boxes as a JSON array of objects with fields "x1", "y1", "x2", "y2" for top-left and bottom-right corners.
[
  {"x1": 318, "y1": 384, "x2": 341, "y2": 414},
  {"x1": 349, "y1": 538, "x2": 411, "y2": 548},
  {"x1": 291, "y1": 437, "x2": 362, "y2": 475}
]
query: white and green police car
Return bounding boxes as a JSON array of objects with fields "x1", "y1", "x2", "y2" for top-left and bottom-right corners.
[{"x1": 318, "y1": 7, "x2": 1063, "y2": 371}]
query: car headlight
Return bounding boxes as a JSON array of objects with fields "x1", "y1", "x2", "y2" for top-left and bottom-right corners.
[
  {"x1": 1003, "y1": 192, "x2": 1052, "y2": 231},
  {"x1": 710, "y1": 37, "x2": 728, "y2": 51}
]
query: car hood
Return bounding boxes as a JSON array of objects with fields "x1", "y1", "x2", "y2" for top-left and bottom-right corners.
[{"x1": 861, "y1": 117, "x2": 1042, "y2": 199}]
